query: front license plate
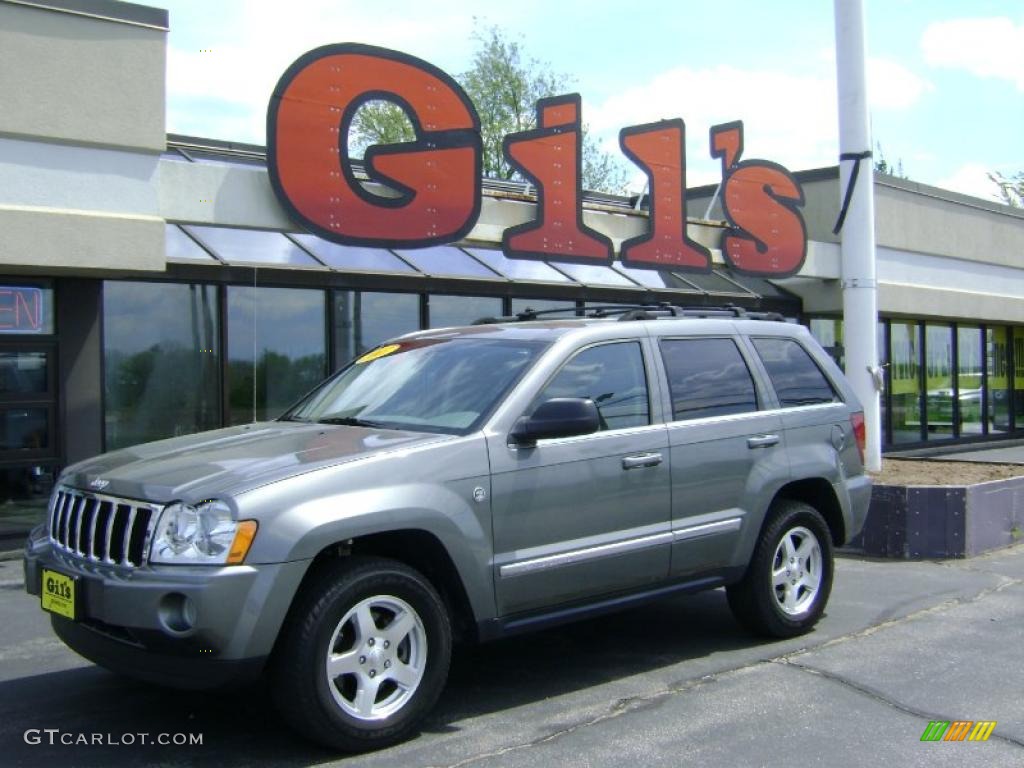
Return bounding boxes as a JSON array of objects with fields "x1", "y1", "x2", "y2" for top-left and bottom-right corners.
[{"x1": 41, "y1": 568, "x2": 78, "y2": 620}]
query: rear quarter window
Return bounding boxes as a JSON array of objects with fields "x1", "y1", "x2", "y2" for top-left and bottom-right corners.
[{"x1": 752, "y1": 337, "x2": 840, "y2": 408}]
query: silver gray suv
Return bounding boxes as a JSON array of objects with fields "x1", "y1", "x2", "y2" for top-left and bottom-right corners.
[{"x1": 24, "y1": 305, "x2": 871, "y2": 751}]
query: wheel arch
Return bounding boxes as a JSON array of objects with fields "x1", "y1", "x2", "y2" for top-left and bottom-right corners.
[
  {"x1": 286, "y1": 529, "x2": 479, "y2": 645},
  {"x1": 772, "y1": 477, "x2": 845, "y2": 546}
]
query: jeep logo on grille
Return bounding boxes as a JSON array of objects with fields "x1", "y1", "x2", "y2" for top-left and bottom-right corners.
[{"x1": 89, "y1": 478, "x2": 110, "y2": 491}]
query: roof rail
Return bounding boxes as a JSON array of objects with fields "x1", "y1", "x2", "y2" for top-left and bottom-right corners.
[{"x1": 472, "y1": 303, "x2": 785, "y2": 325}]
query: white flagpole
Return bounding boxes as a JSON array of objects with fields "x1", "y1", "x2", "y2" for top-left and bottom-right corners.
[{"x1": 834, "y1": 0, "x2": 882, "y2": 471}]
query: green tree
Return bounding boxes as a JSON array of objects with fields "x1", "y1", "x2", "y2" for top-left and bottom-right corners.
[
  {"x1": 988, "y1": 171, "x2": 1023, "y2": 207},
  {"x1": 349, "y1": 24, "x2": 629, "y2": 194},
  {"x1": 873, "y1": 142, "x2": 907, "y2": 179}
]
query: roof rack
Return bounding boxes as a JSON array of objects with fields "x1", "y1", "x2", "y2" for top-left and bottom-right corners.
[{"x1": 472, "y1": 303, "x2": 785, "y2": 325}]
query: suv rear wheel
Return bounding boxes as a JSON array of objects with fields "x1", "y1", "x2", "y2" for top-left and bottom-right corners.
[
  {"x1": 271, "y1": 556, "x2": 452, "y2": 751},
  {"x1": 727, "y1": 499, "x2": 833, "y2": 638}
]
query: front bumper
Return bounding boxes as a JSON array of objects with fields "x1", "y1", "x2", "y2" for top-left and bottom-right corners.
[{"x1": 24, "y1": 526, "x2": 311, "y2": 688}]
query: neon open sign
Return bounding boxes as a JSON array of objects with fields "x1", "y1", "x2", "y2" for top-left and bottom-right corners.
[
  {"x1": 0, "y1": 287, "x2": 44, "y2": 334},
  {"x1": 268, "y1": 44, "x2": 806, "y2": 278}
]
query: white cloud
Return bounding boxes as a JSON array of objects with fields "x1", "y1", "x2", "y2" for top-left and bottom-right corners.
[
  {"x1": 583, "y1": 64, "x2": 839, "y2": 184},
  {"x1": 866, "y1": 58, "x2": 934, "y2": 110},
  {"x1": 921, "y1": 17, "x2": 1024, "y2": 91},
  {"x1": 165, "y1": 0, "x2": 478, "y2": 143},
  {"x1": 934, "y1": 163, "x2": 1003, "y2": 201},
  {"x1": 580, "y1": 52, "x2": 934, "y2": 189}
]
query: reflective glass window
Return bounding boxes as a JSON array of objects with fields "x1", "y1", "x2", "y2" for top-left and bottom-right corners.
[
  {"x1": 535, "y1": 342, "x2": 650, "y2": 430},
  {"x1": 1015, "y1": 328, "x2": 1024, "y2": 431},
  {"x1": 677, "y1": 270, "x2": 752, "y2": 295},
  {"x1": 429, "y1": 295, "x2": 503, "y2": 328},
  {"x1": 0, "y1": 285, "x2": 54, "y2": 334},
  {"x1": 394, "y1": 246, "x2": 502, "y2": 279},
  {"x1": 549, "y1": 261, "x2": 637, "y2": 287},
  {"x1": 890, "y1": 321, "x2": 922, "y2": 443},
  {"x1": 334, "y1": 291, "x2": 421, "y2": 368},
  {"x1": 987, "y1": 326, "x2": 1011, "y2": 434},
  {"x1": 510, "y1": 298, "x2": 578, "y2": 317},
  {"x1": 289, "y1": 338, "x2": 546, "y2": 434},
  {"x1": 924, "y1": 324, "x2": 954, "y2": 440},
  {"x1": 879, "y1": 320, "x2": 888, "y2": 444},
  {"x1": 0, "y1": 351, "x2": 49, "y2": 396},
  {"x1": 166, "y1": 225, "x2": 216, "y2": 262},
  {"x1": 752, "y1": 337, "x2": 839, "y2": 408},
  {"x1": 810, "y1": 318, "x2": 844, "y2": 369},
  {"x1": 291, "y1": 235, "x2": 416, "y2": 273},
  {"x1": 0, "y1": 407, "x2": 48, "y2": 452},
  {"x1": 466, "y1": 248, "x2": 573, "y2": 283},
  {"x1": 957, "y1": 327, "x2": 983, "y2": 437},
  {"x1": 609, "y1": 264, "x2": 672, "y2": 289},
  {"x1": 660, "y1": 338, "x2": 758, "y2": 420},
  {"x1": 184, "y1": 226, "x2": 321, "y2": 267},
  {"x1": 104, "y1": 281, "x2": 221, "y2": 450},
  {"x1": 228, "y1": 287, "x2": 326, "y2": 424}
]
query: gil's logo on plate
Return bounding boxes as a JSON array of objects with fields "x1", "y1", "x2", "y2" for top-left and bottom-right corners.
[{"x1": 920, "y1": 720, "x2": 997, "y2": 742}]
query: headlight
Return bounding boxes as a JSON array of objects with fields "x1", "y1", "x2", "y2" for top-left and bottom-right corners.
[{"x1": 150, "y1": 500, "x2": 258, "y2": 565}]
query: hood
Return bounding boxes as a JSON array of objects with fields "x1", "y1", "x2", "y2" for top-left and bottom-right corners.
[{"x1": 62, "y1": 421, "x2": 450, "y2": 504}]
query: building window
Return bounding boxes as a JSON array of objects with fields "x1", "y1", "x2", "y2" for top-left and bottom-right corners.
[
  {"x1": 924, "y1": 324, "x2": 954, "y2": 440},
  {"x1": 103, "y1": 281, "x2": 220, "y2": 450},
  {"x1": 987, "y1": 326, "x2": 1011, "y2": 434},
  {"x1": 957, "y1": 327, "x2": 983, "y2": 437},
  {"x1": 890, "y1": 321, "x2": 921, "y2": 444},
  {"x1": 334, "y1": 291, "x2": 420, "y2": 369},
  {"x1": 1014, "y1": 328, "x2": 1024, "y2": 432},
  {"x1": 809, "y1": 318, "x2": 843, "y2": 369},
  {"x1": 428, "y1": 295, "x2": 503, "y2": 328},
  {"x1": 227, "y1": 286, "x2": 326, "y2": 424},
  {"x1": 510, "y1": 298, "x2": 578, "y2": 317},
  {"x1": 0, "y1": 285, "x2": 55, "y2": 335},
  {"x1": 879, "y1": 320, "x2": 889, "y2": 445}
]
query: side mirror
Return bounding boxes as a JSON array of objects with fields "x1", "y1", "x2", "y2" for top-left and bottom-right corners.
[{"x1": 510, "y1": 398, "x2": 600, "y2": 444}]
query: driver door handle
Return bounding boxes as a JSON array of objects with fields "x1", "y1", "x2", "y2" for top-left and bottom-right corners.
[
  {"x1": 747, "y1": 434, "x2": 780, "y2": 449},
  {"x1": 622, "y1": 452, "x2": 663, "y2": 470}
]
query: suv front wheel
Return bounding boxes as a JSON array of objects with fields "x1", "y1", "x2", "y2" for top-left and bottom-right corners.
[
  {"x1": 727, "y1": 499, "x2": 834, "y2": 638},
  {"x1": 271, "y1": 556, "x2": 452, "y2": 751}
]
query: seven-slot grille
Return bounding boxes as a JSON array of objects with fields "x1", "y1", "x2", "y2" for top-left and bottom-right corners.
[{"x1": 49, "y1": 487, "x2": 158, "y2": 567}]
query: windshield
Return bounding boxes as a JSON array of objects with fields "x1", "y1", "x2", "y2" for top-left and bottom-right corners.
[{"x1": 284, "y1": 337, "x2": 548, "y2": 434}]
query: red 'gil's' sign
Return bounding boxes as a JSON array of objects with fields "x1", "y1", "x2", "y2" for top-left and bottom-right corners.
[{"x1": 268, "y1": 44, "x2": 806, "y2": 277}]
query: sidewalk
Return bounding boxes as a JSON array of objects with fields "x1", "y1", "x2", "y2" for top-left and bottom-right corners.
[{"x1": 891, "y1": 439, "x2": 1024, "y2": 465}]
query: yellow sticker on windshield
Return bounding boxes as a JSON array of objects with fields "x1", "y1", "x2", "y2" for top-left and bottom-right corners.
[{"x1": 356, "y1": 344, "x2": 401, "y2": 364}]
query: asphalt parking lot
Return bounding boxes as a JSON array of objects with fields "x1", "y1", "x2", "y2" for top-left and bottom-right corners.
[{"x1": 1, "y1": 544, "x2": 1022, "y2": 767}]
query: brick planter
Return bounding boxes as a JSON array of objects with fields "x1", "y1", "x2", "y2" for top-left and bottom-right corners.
[{"x1": 849, "y1": 477, "x2": 1024, "y2": 558}]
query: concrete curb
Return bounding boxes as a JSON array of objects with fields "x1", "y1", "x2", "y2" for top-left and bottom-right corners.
[{"x1": 0, "y1": 549, "x2": 24, "y2": 562}]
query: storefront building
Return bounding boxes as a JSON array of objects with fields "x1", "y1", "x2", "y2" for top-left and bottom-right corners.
[{"x1": 2, "y1": 0, "x2": 1024, "y2": 533}]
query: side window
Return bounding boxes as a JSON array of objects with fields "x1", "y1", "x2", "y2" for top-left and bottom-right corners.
[
  {"x1": 752, "y1": 337, "x2": 840, "y2": 407},
  {"x1": 660, "y1": 338, "x2": 758, "y2": 421},
  {"x1": 535, "y1": 342, "x2": 650, "y2": 430}
]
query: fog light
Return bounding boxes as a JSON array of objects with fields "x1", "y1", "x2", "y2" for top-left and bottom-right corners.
[{"x1": 158, "y1": 592, "x2": 197, "y2": 634}]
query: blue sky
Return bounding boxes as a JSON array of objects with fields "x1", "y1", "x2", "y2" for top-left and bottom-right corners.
[{"x1": 161, "y1": 0, "x2": 1023, "y2": 201}]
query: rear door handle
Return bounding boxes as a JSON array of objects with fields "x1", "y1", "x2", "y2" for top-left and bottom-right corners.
[
  {"x1": 747, "y1": 434, "x2": 780, "y2": 449},
  {"x1": 622, "y1": 452, "x2": 663, "y2": 470}
]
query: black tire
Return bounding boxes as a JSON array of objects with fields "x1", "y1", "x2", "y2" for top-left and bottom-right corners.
[
  {"x1": 270, "y1": 556, "x2": 452, "y2": 752},
  {"x1": 726, "y1": 499, "x2": 834, "y2": 638}
]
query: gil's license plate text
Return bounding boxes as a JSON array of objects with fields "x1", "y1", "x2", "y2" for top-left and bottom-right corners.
[{"x1": 41, "y1": 568, "x2": 77, "y2": 619}]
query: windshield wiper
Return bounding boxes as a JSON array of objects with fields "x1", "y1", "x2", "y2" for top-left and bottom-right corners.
[{"x1": 317, "y1": 416, "x2": 390, "y2": 428}]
